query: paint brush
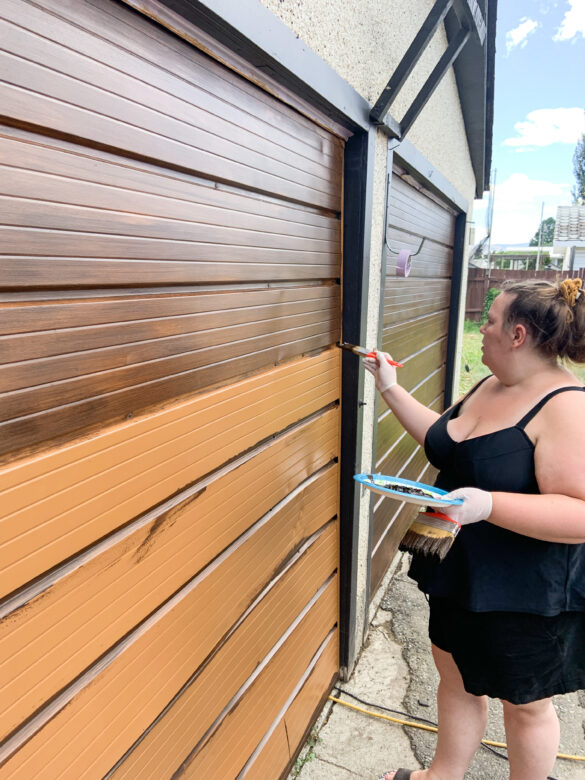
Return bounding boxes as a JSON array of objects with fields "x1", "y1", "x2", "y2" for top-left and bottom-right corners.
[
  {"x1": 399, "y1": 511, "x2": 461, "y2": 560},
  {"x1": 337, "y1": 342, "x2": 404, "y2": 367}
]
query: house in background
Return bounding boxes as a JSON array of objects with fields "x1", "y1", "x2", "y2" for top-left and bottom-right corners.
[
  {"x1": 0, "y1": 0, "x2": 495, "y2": 777},
  {"x1": 554, "y1": 204, "x2": 585, "y2": 269}
]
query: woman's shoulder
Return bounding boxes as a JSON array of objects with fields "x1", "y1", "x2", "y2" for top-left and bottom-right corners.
[{"x1": 529, "y1": 382, "x2": 585, "y2": 437}]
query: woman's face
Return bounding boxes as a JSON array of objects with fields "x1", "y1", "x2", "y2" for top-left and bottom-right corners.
[{"x1": 479, "y1": 292, "x2": 511, "y2": 368}]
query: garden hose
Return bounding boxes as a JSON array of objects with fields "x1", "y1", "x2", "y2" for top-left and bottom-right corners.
[{"x1": 328, "y1": 694, "x2": 585, "y2": 763}]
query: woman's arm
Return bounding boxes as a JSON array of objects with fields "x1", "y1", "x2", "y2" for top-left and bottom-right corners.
[
  {"x1": 363, "y1": 352, "x2": 440, "y2": 446},
  {"x1": 488, "y1": 492, "x2": 585, "y2": 543}
]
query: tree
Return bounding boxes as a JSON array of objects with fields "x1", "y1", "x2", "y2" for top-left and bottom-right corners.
[
  {"x1": 573, "y1": 128, "x2": 585, "y2": 205},
  {"x1": 529, "y1": 217, "x2": 555, "y2": 246}
]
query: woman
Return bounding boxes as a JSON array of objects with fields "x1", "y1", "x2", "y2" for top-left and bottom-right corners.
[{"x1": 364, "y1": 279, "x2": 585, "y2": 780}]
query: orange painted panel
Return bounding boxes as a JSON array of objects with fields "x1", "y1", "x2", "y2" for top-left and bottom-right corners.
[
  {"x1": 108, "y1": 529, "x2": 338, "y2": 779},
  {"x1": 0, "y1": 349, "x2": 340, "y2": 598},
  {"x1": 0, "y1": 411, "x2": 339, "y2": 741},
  {"x1": 243, "y1": 635, "x2": 338, "y2": 780},
  {"x1": 0, "y1": 477, "x2": 337, "y2": 777},
  {"x1": 179, "y1": 582, "x2": 338, "y2": 778}
]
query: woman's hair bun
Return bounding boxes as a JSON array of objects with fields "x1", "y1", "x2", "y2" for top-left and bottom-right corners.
[{"x1": 500, "y1": 278, "x2": 585, "y2": 363}]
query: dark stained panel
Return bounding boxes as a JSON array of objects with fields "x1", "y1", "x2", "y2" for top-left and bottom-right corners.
[{"x1": 0, "y1": 0, "x2": 342, "y2": 210}]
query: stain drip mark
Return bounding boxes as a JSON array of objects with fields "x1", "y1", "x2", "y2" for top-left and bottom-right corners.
[{"x1": 134, "y1": 487, "x2": 206, "y2": 563}]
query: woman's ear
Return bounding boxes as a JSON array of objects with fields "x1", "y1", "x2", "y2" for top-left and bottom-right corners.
[{"x1": 511, "y1": 322, "x2": 528, "y2": 348}]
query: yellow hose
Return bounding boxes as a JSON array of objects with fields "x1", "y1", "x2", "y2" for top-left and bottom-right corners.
[{"x1": 328, "y1": 695, "x2": 585, "y2": 762}]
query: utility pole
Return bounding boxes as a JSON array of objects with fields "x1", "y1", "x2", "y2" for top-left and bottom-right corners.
[
  {"x1": 536, "y1": 201, "x2": 544, "y2": 271},
  {"x1": 486, "y1": 168, "x2": 496, "y2": 278}
]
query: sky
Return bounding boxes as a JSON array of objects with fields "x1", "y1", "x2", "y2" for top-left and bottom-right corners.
[{"x1": 471, "y1": 0, "x2": 585, "y2": 247}]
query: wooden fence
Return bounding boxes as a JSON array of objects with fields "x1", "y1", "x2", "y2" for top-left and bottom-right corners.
[{"x1": 465, "y1": 267, "x2": 585, "y2": 321}]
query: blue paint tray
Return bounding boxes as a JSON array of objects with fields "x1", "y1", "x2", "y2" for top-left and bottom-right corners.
[{"x1": 353, "y1": 473, "x2": 463, "y2": 508}]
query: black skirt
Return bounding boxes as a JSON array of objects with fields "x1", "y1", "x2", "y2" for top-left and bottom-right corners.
[{"x1": 428, "y1": 597, "x2": 585, "y2": 704}]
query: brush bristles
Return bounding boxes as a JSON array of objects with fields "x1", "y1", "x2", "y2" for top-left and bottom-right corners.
[{"x1": 399, "y1": 519, "x2": 460, "y2": 561}]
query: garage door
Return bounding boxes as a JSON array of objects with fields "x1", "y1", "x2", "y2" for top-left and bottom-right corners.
[
  {"x1": 370, "y1": 163, "x2": 458, "y2": 593},
  {"x1": 0, "y1": 0, "x2": 342, "y2": 776}
]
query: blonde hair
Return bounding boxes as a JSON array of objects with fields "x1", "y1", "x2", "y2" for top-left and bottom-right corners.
[{"x1": 500, "y1": 278, "x2": 585, "y2": 363}]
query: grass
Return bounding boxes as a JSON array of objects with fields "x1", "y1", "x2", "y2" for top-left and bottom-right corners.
[
  {"x1": 458, "y1": 320, "x2": 490, "y2": 395},
  {"x1": 459, "y1": 320, "x2": 585, "y2": 397},
  {"x1": 291, "y1": 729, "x2": 321, "y2": 777}
]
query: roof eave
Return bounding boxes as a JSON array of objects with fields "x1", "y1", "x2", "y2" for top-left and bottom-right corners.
[{"x1": 445, "y1": 0, "x2": 497, "y2": 198}]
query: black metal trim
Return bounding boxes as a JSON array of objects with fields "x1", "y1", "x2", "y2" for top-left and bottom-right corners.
[
  {"x1": 370, "y1": 0, "x2": 454, "y2": 124},
  {"x1": 338, "y1": 128, "x2": 376, "y2": 675},
  {"x1": 370, "y1": 0, "x2": 484, "y2": 143},
  {"x1": 399, "y1": 25, "x2": 471, "y2": 139},
  {"x1": 444, "y1": 211, "x2": 468, "y2": 407}
]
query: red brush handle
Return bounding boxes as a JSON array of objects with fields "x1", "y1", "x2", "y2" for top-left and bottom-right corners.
[
  {"x1": 420, "y1": 510, "x2": 461, "y2": 529},
  {"x1": 365, "y1": 351, "x2": 404, "y2": 368}
]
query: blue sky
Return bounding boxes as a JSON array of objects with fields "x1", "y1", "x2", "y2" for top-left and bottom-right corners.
[{"x1": 472, "y1": 0, "x2": 585, "y2": 246}]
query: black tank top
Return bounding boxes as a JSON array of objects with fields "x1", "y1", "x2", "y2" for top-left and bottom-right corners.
[{"x1": 408, "y1": 377, "x2": 585, "y2": 614}]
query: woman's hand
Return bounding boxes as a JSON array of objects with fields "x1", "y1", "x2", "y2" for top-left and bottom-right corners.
[
  {"x1": 442, "y1": 487, "x2": 493, "y2": 525},
  {"x1": 363, "y1": 351, "x2": 398, "y2": 393}
]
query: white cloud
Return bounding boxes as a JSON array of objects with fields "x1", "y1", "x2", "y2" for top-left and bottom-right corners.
[
  {"x1": 473, "y1": 174, "x2": 571, "y2": 245},
  {"x1": 502, "y1": 107, "x2": 585, "y2": 149},
  {"x1": 554, "y1": 0, "x2": 585, "y2": 41},
  {"x1": 505, "y1": 18, "x2": 539, "y2": 54}
]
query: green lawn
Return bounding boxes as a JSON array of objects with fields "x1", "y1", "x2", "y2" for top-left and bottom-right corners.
[{"x1": 458, "y1": 320, "x2": 585, "y2": 397}]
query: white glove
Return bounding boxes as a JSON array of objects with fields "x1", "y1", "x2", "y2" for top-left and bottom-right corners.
[
  {"x1": 441, "y1": 487, "x2": 493, "y2": 525},
  {"x1": 363, "y1": 351, "x2": 398, "y2": 393}
]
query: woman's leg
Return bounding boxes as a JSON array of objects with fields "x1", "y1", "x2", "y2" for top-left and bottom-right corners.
[
  {"x1": 407, "y1": 645, "x2": 488, "y2": 780},
  {"x1": 501, "y1": 697, "x2": 559, "y2": 780}
]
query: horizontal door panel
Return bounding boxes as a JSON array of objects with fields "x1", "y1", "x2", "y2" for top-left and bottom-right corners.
[
  {"x1": 0, "y1": 331, "x2": 339, "y2": 461},
  {"x1": 0, "y1": 285, "x2": 336, "y2": 336},
  {"x1": 0, "y1": 17, "x2": 338, "y2": 184},
  {"x1": 0, "y1": 414, "x2": 339, "y2": 741},
  {"x1": 388, "y1": 175, "x2": 455, "y2": 245},
  {"x1": 376, "y1": 395, "x2": 443, "y2": 478},
  {"x1": 24, "y1": 0, "x2": 342, "y2": 164},
  {"x1": 0, "y1": 227, "x2": 337, "y2": 266},
  {"x1": 0, "y1": 486, "x2": 337, "y2": 777},
  {"x1": 243, "y1": 632, "x2": 338, "y2": 780},
  {"x1": 179, "y1": 582, "x2": 338, "y2": 778},
  {"x1": 108, "y1": 531, "x2": 338, "y2": 779},
  {"x1": 0, "y1": 351, "x2": 340, "y2": 597},
  {"x1": 0, "y1": 132, "x2": 339, "y2": 235},
  {"x1": 383, "y1": 278, "x2": 451, "y2": 325},
  {"x1": 377, "y1": 339, "x2": 447, "y2": 407},
  {"x1": 0, "y1": 80, "x2": 337, "y2": 210},
  {"x1": 0, "y1": 257, "x2": 338, "y2": 289},
  {"x1": 381, "y1": 310, "x2": 449, "y2": 361},
  {"x1": 384, "y1": 232, "x2": 452, "y2": 278},
  {"x1": 0, "y1": 306, "x2": 338, "y2": 392},
  {"x1": 0, "y1": 198, "x2": 339, "y2": 255},
  {"x1": 376, "y1": 374, "x2": 445, "y2": 461}
]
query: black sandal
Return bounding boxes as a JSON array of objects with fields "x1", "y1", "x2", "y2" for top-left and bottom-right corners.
[{"x1": 377, "y1": 771, "x2": 412, "y2": 780}]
